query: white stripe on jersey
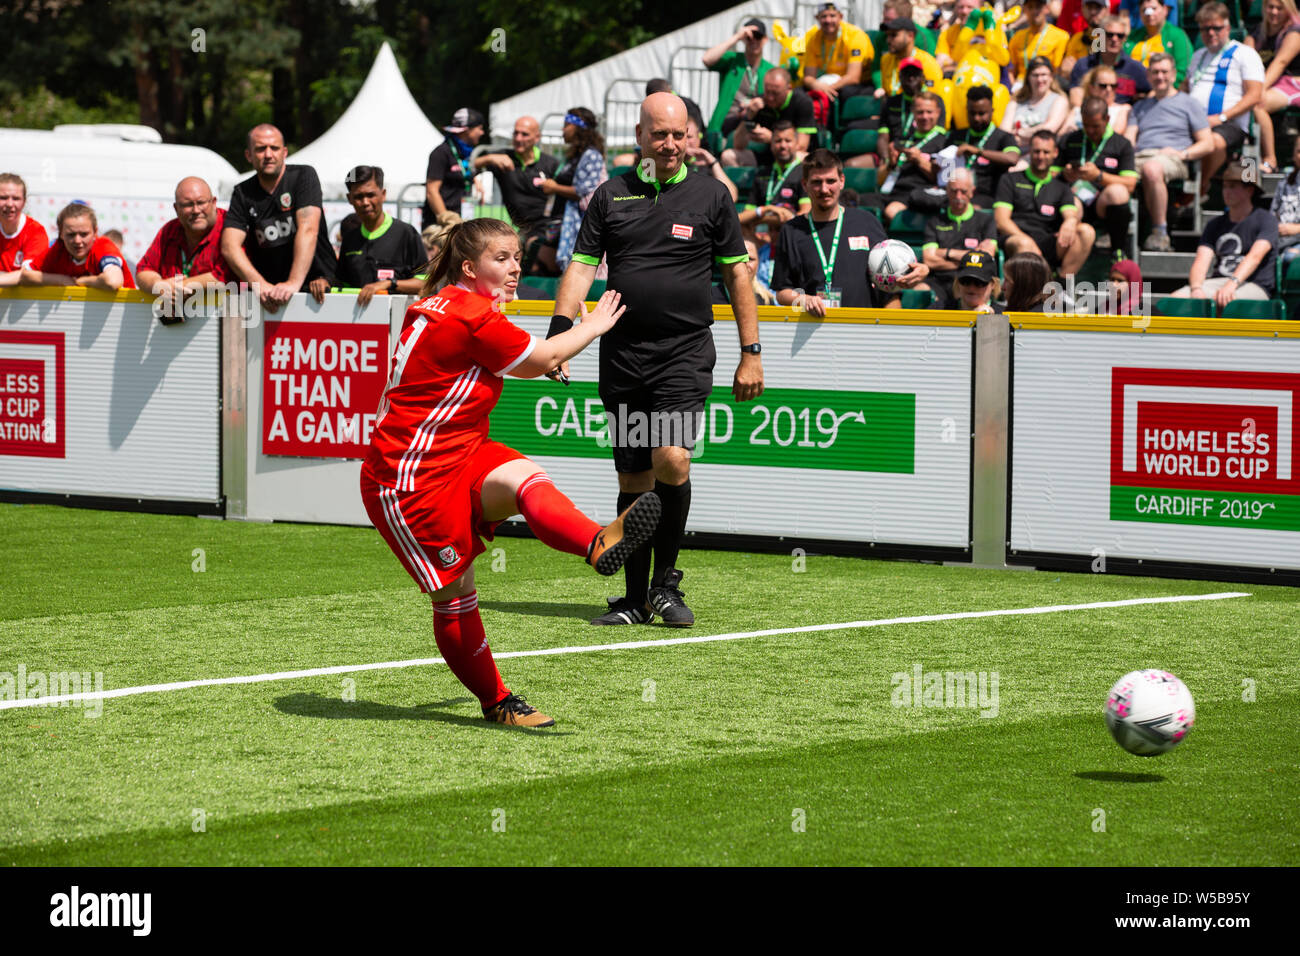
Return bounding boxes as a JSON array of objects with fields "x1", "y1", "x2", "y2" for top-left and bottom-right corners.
[
  {"x1": 375, "y1": 317, "x2": 427, "y2": 429},
  {"x1": 396, "y1": 364, "x2": 481, "y2": 492},
  {"x1": 379, "y1": 486, "x2": 442, "y2": 591}
]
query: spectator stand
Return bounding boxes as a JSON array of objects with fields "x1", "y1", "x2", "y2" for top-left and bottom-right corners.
[
  {"x1": 603, "y1": 78, "x2": 653, "y2": 158},
  {"x1": 669, "y1": 45, "x2": 722, "y2": 128}
]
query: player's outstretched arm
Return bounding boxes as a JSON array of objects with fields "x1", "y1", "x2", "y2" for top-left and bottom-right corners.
[
  {"x1": 511, "y1": 290, "x2": 626, "y2": 379},
  {"x1": 722, "y1": 259, "x2": 764, "y2": 402}
]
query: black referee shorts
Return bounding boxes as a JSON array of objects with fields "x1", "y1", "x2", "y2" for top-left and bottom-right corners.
[{"x1": 598, "y1": 329, "x2": 716, "y2": 474}]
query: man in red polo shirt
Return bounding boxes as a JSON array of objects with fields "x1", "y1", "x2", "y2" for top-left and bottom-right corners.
[
  {"x1": 136, "y1": 176, "x2": 229, "y2": 319},
  {"x1": 20, "y1": 202, "x2": 135, "y2": 290},
  {"x1": 0, "y1": 173, "x2": 49, "y2": 285}
]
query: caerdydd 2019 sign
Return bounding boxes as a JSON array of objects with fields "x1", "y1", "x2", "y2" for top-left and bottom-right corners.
[
  {"x1": 491, "y1": 315, "x2": 972, "y2": 550},
  {"x1": 1011, "y1": 328, "x2": 1300, "y2": 573}
]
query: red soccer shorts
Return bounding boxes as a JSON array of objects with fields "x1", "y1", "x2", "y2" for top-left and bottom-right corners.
[{"x1": 361, "y1": 440, "x2": 527, "y2": 592}]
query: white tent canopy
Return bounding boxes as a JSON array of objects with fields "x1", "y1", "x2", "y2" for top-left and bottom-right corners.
[{"x1": 287, "y1": 42, "x2": 443, "y2": 200}]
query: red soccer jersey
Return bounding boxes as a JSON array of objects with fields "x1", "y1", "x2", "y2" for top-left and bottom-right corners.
[
  {"x1": 0, "y1": 215, "x2": 49, "y2": 271},
  {"x1": 363, "y1": 284, "x2": 535, "y2": 492},
  {"x1": 28, "y1": 235, "x2": 137, "y2": 289},
  {"x1": 136, "y1": 208, "x2": 228, "y2": 282}
]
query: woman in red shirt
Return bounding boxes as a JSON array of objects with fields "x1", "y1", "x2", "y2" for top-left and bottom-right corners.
[
  {"x1": 361, "y1": 218, "x2": 659, "y2": 728},
  {"x1": 21, "y1": 202, "x2": 135, "y2": 290}
]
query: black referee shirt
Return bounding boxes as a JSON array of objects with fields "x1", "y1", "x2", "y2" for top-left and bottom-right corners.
[
  {"x1": 487, "y1": 147, "x2": 560, "y2": 229},
  {"x1": 1057, "y1": 125, "x2": 1138, "y2": 181},
  {"x1": 225, "y1": 165, "x2": 336, "y2": 285},
  {"x1": 751, "y1": 158, "x2": 809, "y2": 213},
  {"x1": 572, "y1": 162, "x2": 747, "y2": 342},
  {"x1": 994, "y1": 168, "x2": 1078, "y2": 237},
  {"x1": 891, "y1": 125, "x2": 948, "y2": 195},
  {"x1": 771, "y1": 205, "x2": 888, "y2": 308},
  {"x1": 335, "y1": 215, "x2": 428, "y2": 288},
  {"x1": 946, "y1": 124, "x2": 1020, "y2": 201},
  {"x1": 881, "y1": 94, "x2": 946, "y2": 141},
  {"x1": 922, "y1": 205, "x2": 997, "y2": 256},
  {"x1": 755, "y1": 90, "x2": 818, "y2": 138}
]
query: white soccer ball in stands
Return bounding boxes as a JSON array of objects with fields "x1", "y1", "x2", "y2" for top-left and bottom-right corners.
[
  {"x1": 867, "y1": 239, "x2": 917, "y2": 292},
  {"x1": 1104, "y1": 669, "x2": 1196, "y2": 757}
]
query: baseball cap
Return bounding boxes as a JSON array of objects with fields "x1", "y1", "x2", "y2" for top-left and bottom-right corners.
[
  {"x1": 955, "y1": 251, "x2": 996, "y2": 284},
  {"x1": 743, "y1": 17, "x2": 766, "y2": 36},
  {"x1": 884, "y1": 16, "x2": 917, "y2": 32},
  {"x1": 445, "y1": 107, "x2": 486, "y2": 134},
  {"x1": 818, "y1": 3, "x2": 840, "y2": 12},
  {"x1": 1083, "y1": 0, "x2": 1107, "y2": 7},
  {"x1": 898, "y1": 56, "x2": 925, "y2": 74}
]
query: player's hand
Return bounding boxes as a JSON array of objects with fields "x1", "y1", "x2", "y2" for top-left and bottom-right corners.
[
  {"x1": 308, "y1": 277, "x2": 330, "y2": 304},
  {"x1": 579, "y1": 289, "x2": 626, "y2": 336},
  {"x1": 802, "y1": 293, "x2": 827, "y2": 317},
  {"x1": 1215, "y1": 281, "x2": 1237, "y2": 309},
  {"x1": 1059, "y1": 219, "x2": 1078, "y2": 249},
  {"x1": 545, "y1": 359, "x2": 571, "y2": 384},
  {"x1": 745, "y1": 97, "x2": 763, "y2": 116},
  {"x1": 751, "y1": 124, "x2": 773, "y2": 144},
  {"x1": 733, "y1": 353, "x2": 764, "y2": 402},
  {"x1": 267, "y1": 281, "x2": 299, "y2": 306},
  {"x1": 1079, "y1": 162, "x2": 1101, "y2": 183},
  {"x1": 356, "y1": 280, "x2": 388, "y2": 306},
  {"x1": 764, "y1": 205, "x2": 795, "y2": 224},
  {"x1": 957, "y1": 143, "x2": 979, "y2": 157}
]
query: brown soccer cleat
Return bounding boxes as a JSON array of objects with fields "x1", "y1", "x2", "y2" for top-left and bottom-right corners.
[
  {"x1": 587, "y1": 492, "x2": 662, "y2": 576},
  {"x1": 483, "y1": 694, "x2": 555, "y2": 728}
]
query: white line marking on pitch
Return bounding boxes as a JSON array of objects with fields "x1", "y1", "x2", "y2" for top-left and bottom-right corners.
[{"x1": 0, "y1": 592, "x2": 1250, "y2": 712}]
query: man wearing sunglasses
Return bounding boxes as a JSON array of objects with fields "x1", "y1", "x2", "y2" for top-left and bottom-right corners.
[
  {"x1": 1183, "y1": 2, "x2": 1264, "y2": 191},
  {"x1": 1068, "y1": 14, "x2": 1152, "y2": 104}
]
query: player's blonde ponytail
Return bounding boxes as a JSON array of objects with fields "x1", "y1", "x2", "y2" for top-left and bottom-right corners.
[{"x1": 420, "y1": 218, "x2": 519, "y2": 296}]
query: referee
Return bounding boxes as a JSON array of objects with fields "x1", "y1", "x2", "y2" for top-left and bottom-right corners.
[{"x1": 551, "y1": 92, "x2": 764, "y2": 627}]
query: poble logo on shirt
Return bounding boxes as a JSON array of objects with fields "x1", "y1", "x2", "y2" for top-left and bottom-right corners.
[
  {"x1": 254, "y1": 215, "x2": 295, "y2": 246},
  {"x1": 671, "y1": 223, "x2": 693, "y2": 240}
]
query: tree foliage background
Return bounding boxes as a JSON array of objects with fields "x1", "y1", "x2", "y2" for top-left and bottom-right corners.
[{"x1": 0, "y1": 0, "x2": 736, "y2": 166}]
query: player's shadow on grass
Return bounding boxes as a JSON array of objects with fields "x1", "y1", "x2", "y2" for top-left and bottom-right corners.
[
  {"x1": 1073, "y1": 770, "x2": 1167, "y2": 784},
  {"x1": 273, "y1": 692, "x2": 571, "y2": 734},
  {"x1": 479, "y1": 600, "x2": 596, "y2": 618}
]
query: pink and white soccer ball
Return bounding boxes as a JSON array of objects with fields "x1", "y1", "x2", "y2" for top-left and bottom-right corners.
[
  {"x1": 1104, "y1": 669, "x2": 1196, "y2": 756},
  {"x1": 867, "y1": 239, "x2": 917, "y2": 291}
]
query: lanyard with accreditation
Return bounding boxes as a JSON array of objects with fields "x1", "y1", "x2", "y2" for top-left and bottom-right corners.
[{"x1": 811, "y1": 210, "x2": 844, "y2": 306}]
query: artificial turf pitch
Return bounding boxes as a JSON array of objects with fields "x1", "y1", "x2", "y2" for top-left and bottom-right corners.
[{"x1": 0, "y1": 503, "x2": 1296, "y2": 866}]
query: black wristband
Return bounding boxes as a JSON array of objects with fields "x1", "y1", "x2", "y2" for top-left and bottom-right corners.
[{"x1": 547, "y1": 314, "x2": 575, "y2": 338}]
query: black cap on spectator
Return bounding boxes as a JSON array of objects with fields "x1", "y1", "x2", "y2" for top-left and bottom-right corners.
[
  {"x1": 743, "y1": 17, "x2": 766, "y2": 36},
  {"x1": 445, "y1": 108, "x2": 486, "y2": 134},
  {"x1": 884, "y1": 16, "x2": 917, "y2": 32},
  {"x1": 956, "y1": 251, "x2": 996, "y2": 284}
]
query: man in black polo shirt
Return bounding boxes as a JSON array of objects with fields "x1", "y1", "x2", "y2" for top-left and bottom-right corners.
[
  {"x1": 473, "y1": 115, "x2": 561, "y2": 270},
  {"x1": 921, "y1": 167, "x2": 998, "y2": 307},
  {"x1": 772, "y1": 148, "x2": 929, "y2": 310},
  {"x1": 882, "y1": 90, "x2": 948, "y2": 222},
  {"x1": 325, "y1": 165, "x2": 427, "y2": 305},
  {"x1": 737, "y1": 121, "x2": 810, "y2": 241},
  {"x1": 948, "y1": 86, "x2": 1021, "y2": 209},
  {"x1": 553, "y1": 92, "x2": 763, "y2": 628},
  {"x1": 722, "y1": 68, "x2": 818, "y2": 166},
  {"x1": 221, "y1": 123, "x2": 337, "y2": 314},
  {"x1": 423, "y1": 107, "x2": 485, "y2": 229},
  {"x1": 1058, "y1": 96, "x2": 1139, "y2": 253},
  {"x1": 994, "y1": 129, "x2": 1096, "y2": 277},
  {"x1": 865, "y1": 61, "x2": 944, "y2": 171}
]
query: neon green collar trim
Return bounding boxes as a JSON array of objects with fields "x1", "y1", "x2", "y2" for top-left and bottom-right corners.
[
  {"x1": 1024, "y1": 166, "x2": 1052, "y2": 185},
  {"x1": 636, "y1": 160, "x2": 689, "y2": 189},
  {"x1": 360, "y1": 213, "x2": 392, "y2": 241},
  {"x1": 946, "y1": 204, "x2": 974, "y2": 224},
  {"x1": 518, "y1": 145, "x2": 541, "y2": 166}
]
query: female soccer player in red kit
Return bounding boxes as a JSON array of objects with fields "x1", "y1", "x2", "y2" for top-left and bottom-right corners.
[{"x1": 361, "y1": 218, "x2": 660, "y2": 727}]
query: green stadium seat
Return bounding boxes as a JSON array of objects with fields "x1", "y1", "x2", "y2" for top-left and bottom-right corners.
[
  {"x1": 1154, "y1": 296, "x2": 1214, "y2": 318},
  {"x1": 899, "y1": 289, "x2": 933, "y2": 309},
  {"x1": 915, "y1": 27, "x2": 937, "y2": 56},
  {"x1": 704, "y1": 130, "x2": 725, "y2": 156},
  {"x1": 838, "y1": 128, "x2": 878, "y2": 158},
  {"x1": 724, "y1": 166, "x2": 757, "y2": 190},
  {"x1": 609, "y1": 164, "x2": 633, "y2": 177},
  {"x1": 522, "y1": 276, "x2": 558, "y2": 296},
  {"x1": 586, "y1": 280, "x2": 607, "y2": 300},
  {"x1": 1220, "y1": 299, "x2": 1285, "y2": 320},
  {"x1": 843, "y1": 166, "x2": 877, "y2": 194},
  {"x1": 816, "y1": 127, "x2": 835, "y2": 150},
  {"x1": 889, "y1": 209, "x2": 929, "y2": 239},
  {"x1": 867, "y1": 30, "x2": 885, "y2": 89},
  {"x1": 838, "y1": 95, "x2": 880, "y2": 126}
]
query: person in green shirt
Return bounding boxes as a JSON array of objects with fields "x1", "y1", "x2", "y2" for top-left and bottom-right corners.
[
  {"x1": 702, "y1": 18, "x2": 778, "y2": 135},
  {"x1": 1124, "y1": 1, "x2": 1192, "y2": 85}
]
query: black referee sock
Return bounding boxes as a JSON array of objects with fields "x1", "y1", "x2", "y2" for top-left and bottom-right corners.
[
  {"x1": 1104, "y1": 204, "x2": 1131, "y2": 252},
  {"x1": 617, "y1": 491, "x2": 651, "y2": 605},
  {"x1": 650, "y1": 479, "x2": 691, "y2": 588}
]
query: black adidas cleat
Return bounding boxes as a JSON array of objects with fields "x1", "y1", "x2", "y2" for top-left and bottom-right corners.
[
  {"x1": 587, "y1": 492, "x2": 661, "y2": 577},
  {"x1": 647, "y1": 569, "x2": 694, "y2": 627},
  {"x1": 590, "y1": 596, "x2": 654, "y2": 626}
]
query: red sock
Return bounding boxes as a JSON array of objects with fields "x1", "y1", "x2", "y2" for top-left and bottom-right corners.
[
  {"x1": 431, "y1": 592, "x2": 509, "y2": 708},
  {"x1": 516, "y1": 472, "x2": 601, "y2": 557}
]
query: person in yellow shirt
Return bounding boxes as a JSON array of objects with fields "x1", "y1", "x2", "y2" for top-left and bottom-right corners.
[
  {"x1": 878, "y1": 17, "x2": 944, "y2": 97},
  {"x1": 938, "y1": 0, "x2": 979, "y2": 74},
  {"x1": 1061, "y1": 0, "x2": 1109, "y2": 81},
  {"x1": 799, "y1": 2, "x2": 875, "y2": 100},
  {"x1": 1009, "y1": 0, "x2": 1072, "y2": 87}
]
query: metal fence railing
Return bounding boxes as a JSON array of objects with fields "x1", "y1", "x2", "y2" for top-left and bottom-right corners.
[
  {"x1": 669, "y1": 46, "x2": 719, "y2": 130},
  {"x1": 602, "y1": 78, "x2": 651, "y2": 152}
]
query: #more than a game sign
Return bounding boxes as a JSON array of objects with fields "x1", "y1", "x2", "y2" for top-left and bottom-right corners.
[
  {"x1": 1109, "y1": 367, "x2": 1300, "y2": 532},
  {"x1": 0, "y1": 330, "x2": 65, "y2": 459},
  {"x1": 262, "y1": 321, "x2": 389, "y2": 458}
]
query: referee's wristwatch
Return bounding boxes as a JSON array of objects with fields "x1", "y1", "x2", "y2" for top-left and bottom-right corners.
[{"x1": 740, "y1": 343, "x2": 762, "y2": 355}]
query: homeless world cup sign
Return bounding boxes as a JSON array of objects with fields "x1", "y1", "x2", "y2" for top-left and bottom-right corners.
[{"x1": 1110, "y1": 367, "x2": 1300, "y2": 532}]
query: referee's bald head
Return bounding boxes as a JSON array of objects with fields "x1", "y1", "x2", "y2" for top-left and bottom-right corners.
[
  {"x1": 637, "y1": 93, "x2": 689, "y2": 181},
  {"x1": 639, "y1": 92, "x2": 688, "y2": 136}
]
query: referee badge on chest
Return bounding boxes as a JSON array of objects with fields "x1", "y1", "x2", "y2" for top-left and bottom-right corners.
[
  {"x1": 848, "y1": 235, "x2": 870, "y2": 251},
  {"x1": 437, "y1": 545, "x2": 459, "y2": 567},
  {"x1": 670, "y1": 223, "x2": 694, "y2": 240}
]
